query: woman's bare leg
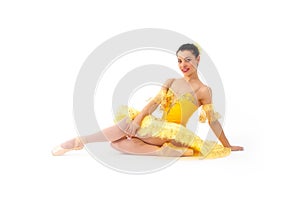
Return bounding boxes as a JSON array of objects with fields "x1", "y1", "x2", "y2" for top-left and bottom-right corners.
[
  {"x1": 84, "y1": 118, "x2": 131, "y2": 143},
  {"x1": 111, "y1": 138, "x2": 160, "y2": 155},
  {"x1": 53, "y1": 118, "x2": 193, "y2": 157},
  {"x1": 54, "y1": 118, "x2": 130, "y2": 155},
  {"x1": 111, "y1": 137, "x2": 194, "y2": 157},
  {"x1": 60, "y1": 124, "x2": 126, "y2": 148}
]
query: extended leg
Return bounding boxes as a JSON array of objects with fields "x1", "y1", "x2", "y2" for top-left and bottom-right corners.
[
  {"x1": 81, "y1": 117, "x2": 131, "y2": 143},
  {"x1": 52, "y1": 118, "x2": 130, "y2": 155}
]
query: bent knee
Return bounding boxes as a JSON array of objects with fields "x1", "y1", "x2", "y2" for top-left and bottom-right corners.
[{"x1": 111, "y1": 140, "x2": 124, "y2": 152}]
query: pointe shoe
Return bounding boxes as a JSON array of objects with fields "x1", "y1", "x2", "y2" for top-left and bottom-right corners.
[{"x1": 52, "y1": 137, "x2": 84, "y2": 156}]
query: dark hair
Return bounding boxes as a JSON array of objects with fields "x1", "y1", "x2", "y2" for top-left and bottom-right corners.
[{"x1": 176, "y1": 43, "x2": 200, "y2": 58}]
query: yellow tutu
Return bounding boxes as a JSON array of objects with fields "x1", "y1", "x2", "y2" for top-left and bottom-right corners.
[{"x1": 114, "y1": 89, "x2": 231, "y2": 159}]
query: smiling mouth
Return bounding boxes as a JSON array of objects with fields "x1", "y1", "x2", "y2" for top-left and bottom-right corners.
[{"x1": 181, "y1": 68, "x2": 190, "y2": 73}]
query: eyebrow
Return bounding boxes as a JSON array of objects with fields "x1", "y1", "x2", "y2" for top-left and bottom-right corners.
[{"x1": 178, "y1": 56, "x2": 192, "y2": 59}]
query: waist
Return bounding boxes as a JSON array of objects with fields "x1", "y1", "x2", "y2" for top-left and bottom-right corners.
[{"x1": 163, "y1": 114, "x2": 187, "y2": 126}]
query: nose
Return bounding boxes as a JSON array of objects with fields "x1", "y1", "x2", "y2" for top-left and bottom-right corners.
[{"x1": 179, "y1": 60, "x2": 187, "y2": 68}]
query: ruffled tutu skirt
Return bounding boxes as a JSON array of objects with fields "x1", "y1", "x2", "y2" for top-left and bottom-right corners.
[{"x1": 114, "y1": 106, "x2": 231, "y2": 159}]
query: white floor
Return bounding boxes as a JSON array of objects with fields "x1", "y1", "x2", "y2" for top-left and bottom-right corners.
[{"x1": 1, "y1": 124, "x2": 265, "y2": 200}]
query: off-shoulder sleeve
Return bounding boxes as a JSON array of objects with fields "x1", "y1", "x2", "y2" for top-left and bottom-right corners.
[
  {"x1": 199, "y1": 104, "x2": 221, "y2": 123},
  {"x1": 152, "y1": 78, "x2": 175, "y2": 105},
  {"x1": 152, "y1": 90, "x2": 166, "y2": 104},
  {"x1": 114, "y1": 105, "x2": 140, "y2": 122}
]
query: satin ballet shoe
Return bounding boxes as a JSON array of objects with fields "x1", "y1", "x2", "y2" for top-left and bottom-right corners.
[{"x1": 51, "y1": 137, "x2": 84, "y2": 156}]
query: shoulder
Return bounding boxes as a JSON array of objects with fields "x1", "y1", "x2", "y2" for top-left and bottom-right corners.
[
  {"x1": 196, "y1": 85, "x2": 212, "y2": 105},
  {"x1": 162, "y1": 78, "x2": 176, "y2": 89},
  {"x1": 198, "y1": 85, "x2": 212, "y2": 95}
]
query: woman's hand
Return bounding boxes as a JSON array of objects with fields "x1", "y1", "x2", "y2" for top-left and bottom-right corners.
[
  {"x1": 230, "y1": 146, "x2": 244, "y2": 151},
  {"x1": 124, "y1": 121, "x2": 140, "y2": 140}
]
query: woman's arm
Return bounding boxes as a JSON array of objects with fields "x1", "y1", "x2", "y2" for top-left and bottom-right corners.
[
  {"x1": 124, "y1": 79, "x2": 174, "y2": 138},
  {"x1": 132, "y1": 98, "x2": 160, "y2": 125},
  {"x1": 199, "y1": 87, "x2": 243, "y2": 151},
  {"x1": 124, "y1": 99, "x2": 159, "y2": 138},
  {"x1": 208, "y1": 120, "x2": 231, "y2": 147},
  {"x1": 209, "y1": 121, "x2": 243, "y2": 151},
  {"x1": 132, "y1": 78, "x2": 174, "y2": 125}
]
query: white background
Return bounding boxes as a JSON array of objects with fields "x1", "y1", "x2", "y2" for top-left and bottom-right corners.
[{"x1": 0, "y1": 0, "x2": 299, "y2": 199}]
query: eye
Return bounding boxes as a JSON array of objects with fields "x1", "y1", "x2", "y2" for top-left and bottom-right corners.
[
  {"x1": 185, "y1": 58, "x2": 191, "y2": 62},
  {"x1": 178, "y1": 59, "x2": 182, "y2": 63}
]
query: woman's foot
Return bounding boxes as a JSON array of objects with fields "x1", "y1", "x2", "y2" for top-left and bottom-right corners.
[
  {"x1": 159, "y1": 143, "x2": 194, "y2": 157},
  {"x1": 52, "y1": 137, "x2": 85, "y2": 156}
]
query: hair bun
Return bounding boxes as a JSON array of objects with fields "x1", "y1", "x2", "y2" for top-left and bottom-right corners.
[{"x1": 193, "y1": 42, "x2": 202, "y2": 55}]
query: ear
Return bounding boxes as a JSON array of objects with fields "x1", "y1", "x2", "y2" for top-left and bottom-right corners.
[{"x1": 196, "y1": 55, "x2": 200, "y2": 65}]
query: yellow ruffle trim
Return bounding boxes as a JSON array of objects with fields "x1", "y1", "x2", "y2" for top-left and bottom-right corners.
[
  {"x1": 114, "y1": 106, "x2": 230, "y2": 159},
  {"x1": 199, "y1": 141, "x2": 231, "y2": 159},
  {"x1": 152, "y1": 90, "x2": 175, "y2": 112},
  {"x1": 199, "y1": 104, "x2": 221, "y2": 123},
  {"x1": 114, "y1": 105, "x2": 140, "y2": 122}
]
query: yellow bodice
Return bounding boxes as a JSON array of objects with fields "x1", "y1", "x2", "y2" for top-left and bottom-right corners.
[
  {"x1": 114, "y1": 88, "x2": 221, "y2": 125},
  {"x1": 159, "y1": 89, "x2": 221, "y2": 125},
  {"x1": 161, "y1": 90, "x2": 198, "y2": 126}
]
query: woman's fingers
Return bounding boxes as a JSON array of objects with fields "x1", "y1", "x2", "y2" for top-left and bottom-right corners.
[
  {"x1": 230, "y1": 146, "x2": 244, "y2": 151},
  {"x1": 124, "y1": 123, "x2": 138, "y2": 139},
  {"x1": 123, "y1": 120, "x2": 141, "y2": 140}
]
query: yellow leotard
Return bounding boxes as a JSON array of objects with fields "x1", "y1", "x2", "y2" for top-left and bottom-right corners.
[{"x1": 114, "y1": 88, "x2": 231, "y2": 159}]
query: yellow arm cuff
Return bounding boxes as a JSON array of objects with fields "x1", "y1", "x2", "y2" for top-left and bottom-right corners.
[{"x1": 199, "y1": 104, "x2": 221, "y2": 123}]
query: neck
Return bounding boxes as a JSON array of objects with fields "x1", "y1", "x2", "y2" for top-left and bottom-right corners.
[{"x1": 183, "y1": 72, "x2": 199, "y2": 82}]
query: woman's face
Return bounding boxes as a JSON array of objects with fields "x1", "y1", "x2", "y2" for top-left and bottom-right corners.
[{"x1": 177, "y1": 50, "x2": 200, "y2": 76}]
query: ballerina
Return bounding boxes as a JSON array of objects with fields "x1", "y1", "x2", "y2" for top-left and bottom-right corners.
[{"x1": 52, "y1": 43, "x2": 243, "y2": 158}]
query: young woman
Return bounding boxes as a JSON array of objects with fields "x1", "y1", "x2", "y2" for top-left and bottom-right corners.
[{"x1": 52, "y1": 43, "x2": 243, "y2": 158}]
